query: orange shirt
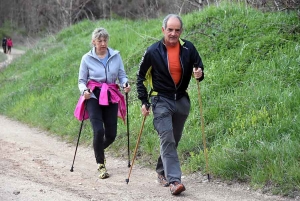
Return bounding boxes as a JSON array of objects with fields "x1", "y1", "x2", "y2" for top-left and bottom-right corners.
[{"x1": 166, "y1": 43, "x2": 182, "y2": 85}]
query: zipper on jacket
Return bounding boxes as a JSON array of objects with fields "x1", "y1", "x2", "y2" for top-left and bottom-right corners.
[
  {"x1": 96, "y1": 58, "x2": 108, "y2": 83},
  {"x1": 106, "y1": 52, "x2": 112, "y2": 73},
  {"x1": 178, "y1": 49, "x2": 184, "y2": 87},
  {"x1": 104, "y1": 51, "x2": 113, "y2": 83},
  {"x1": 166, "y1": 54, "x2": 178, "y2": 90},
  {"x1": 166, "y1": 44, "x2": 184, "y2": 91},
  {"x1": 166, "y1": 56, "x2": 179, "y2": 101}
]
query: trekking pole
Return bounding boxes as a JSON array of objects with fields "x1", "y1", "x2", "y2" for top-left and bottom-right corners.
[
  {"x1": 194, "y1": 65, "x2": 210, "y2": 181},
  {"x1": 125, "y1": 104, "x2": 150, "y2": 184},
  {"x1": 70, "y1": 90, "x2": 90, "y2": 172},
  {"x1": 125, "y1": 83, "x2": 131, "y2": 168}
]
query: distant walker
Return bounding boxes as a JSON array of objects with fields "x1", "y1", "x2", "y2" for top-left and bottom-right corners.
[
  {"x1": 6, "y1": 37, "x2": 13, "y2": 54},
  {"x1": 2, "y1": 37, "x2": 7, "y2": 54}
]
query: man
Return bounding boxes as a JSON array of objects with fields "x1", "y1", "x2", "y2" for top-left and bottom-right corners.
[
  {"x1": 136, "y1": 14, "x2": 204, "y2": 195},
  {"x1": 2, "y1": 37, "x2": 7, "y2": 54}
]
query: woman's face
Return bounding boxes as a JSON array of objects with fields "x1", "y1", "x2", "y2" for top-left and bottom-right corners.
[{"x1": 93, "y1": 37, "x2": 108, "y2": 54}]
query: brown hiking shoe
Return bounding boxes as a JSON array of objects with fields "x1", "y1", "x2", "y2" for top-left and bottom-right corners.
[
  {"x1": 157, "y1": 174, "x2": 169, "y2": 187},
  {"x1": 170, "y1": 182, "x2": 186, "y2": 195}
]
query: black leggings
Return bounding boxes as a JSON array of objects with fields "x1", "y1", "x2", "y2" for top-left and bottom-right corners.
[{"x1": 86, "y1": 97, "x2": 118, "y2": 164}]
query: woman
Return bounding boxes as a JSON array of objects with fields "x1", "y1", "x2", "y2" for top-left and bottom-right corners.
[
  {"x1": 6, "y1": 37, "x2": 13, "y2": 54},
  {"x1": 75, "y1": 27, "x2": 131, "y2": 179}
]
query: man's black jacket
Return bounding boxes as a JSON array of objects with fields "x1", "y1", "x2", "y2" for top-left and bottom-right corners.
[{"x1": 136, "y1": 38, "x2": 204, "y2": 105}]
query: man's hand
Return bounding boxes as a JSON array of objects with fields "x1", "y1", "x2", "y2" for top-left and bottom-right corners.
[
  {"x1": 141, "y1": 104, "x2": 151, "y2": 117},
  {"x1": 193, "y1": 67, "x2": 203, "y2": 80}
]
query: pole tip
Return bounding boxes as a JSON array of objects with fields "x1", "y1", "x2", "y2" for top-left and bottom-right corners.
[
  {"x1": 125, "y1": 178, "x2": 129, "y2": 184},
  {"x1": 70, "y1": 168, "x2": 74, "y2": 172}
]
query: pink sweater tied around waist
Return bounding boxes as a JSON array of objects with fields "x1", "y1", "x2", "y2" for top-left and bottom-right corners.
[{"x1": 74, "y1": 80, "x2": 126, "y2": 123}]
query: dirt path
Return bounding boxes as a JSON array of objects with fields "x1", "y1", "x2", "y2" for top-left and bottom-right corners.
[
  {"x1": 0, "y1": 49, "x2": 25, "y2": 70},
  {"x1": 0, "y1": 118, "x2": 297, "y2": 201},
  {"x1": 0, "y1": 50, "x2": 297, "y2": 201}
]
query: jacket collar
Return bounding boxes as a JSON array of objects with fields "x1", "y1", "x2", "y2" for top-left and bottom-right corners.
[{"x1": 161, "y1": 38, "x2": 185, "y2": 47}]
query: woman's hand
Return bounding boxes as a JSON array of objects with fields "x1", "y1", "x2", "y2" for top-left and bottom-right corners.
[
  {"x1": 123, "y1": 83, "x2": 131, "y2": 93},
  {"x1": 83, "y1": 89, "x2": 91, "y2": 99}
]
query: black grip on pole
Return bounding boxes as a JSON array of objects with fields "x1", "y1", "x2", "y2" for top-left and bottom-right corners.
[
  {"x1": 145, "y1": 103, "x2": 151, "y2": 110},
  {"x1": 84, "y1": 88, "x2": 91, "y2": 93}
]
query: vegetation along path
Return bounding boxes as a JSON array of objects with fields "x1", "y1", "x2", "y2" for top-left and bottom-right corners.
[
  {"x1": 0, "y1": 48, "x2": 298, "y2": 200},
  {"x1": 0, "y1": 116, "x2": 296, "y2": 200}
]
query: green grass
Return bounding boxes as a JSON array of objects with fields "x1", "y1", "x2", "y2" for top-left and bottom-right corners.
[{"x1": 0, "y1": 3, "x2": 299, "y2": 197}]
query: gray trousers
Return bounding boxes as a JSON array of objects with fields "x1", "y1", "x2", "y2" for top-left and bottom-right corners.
[{"x1": 151, "y1": 95, "x2": 190, "y2": 184}]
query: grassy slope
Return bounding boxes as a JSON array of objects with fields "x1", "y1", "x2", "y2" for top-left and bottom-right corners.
[{"x1": 0, "y1": 3, "x2": 299, "y2": 197}]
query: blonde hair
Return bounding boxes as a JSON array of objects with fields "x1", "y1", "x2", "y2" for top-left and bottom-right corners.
[{"x1": 91, "y1": 27, "x2": 109, "y2": 43}]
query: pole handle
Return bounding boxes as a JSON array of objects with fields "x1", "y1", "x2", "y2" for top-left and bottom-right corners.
[
  {"x1": 124, "y1": 82, "x2": 129, "y2": 93},
  {"x1": 193, "y1": 64, "x2": 202, "y2": 81},
  {"x1": 145, "y1": 103, "x2": 151, "y2": 110}
]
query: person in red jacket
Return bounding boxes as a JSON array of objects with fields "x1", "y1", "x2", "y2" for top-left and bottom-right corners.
[{"x1": 6, "y1": 37, "x2": 13, "y2": 54}]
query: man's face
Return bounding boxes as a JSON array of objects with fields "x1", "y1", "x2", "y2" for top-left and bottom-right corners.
[{"x1": 162, "y1": 17, "x2": 182, "y2": 47}]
